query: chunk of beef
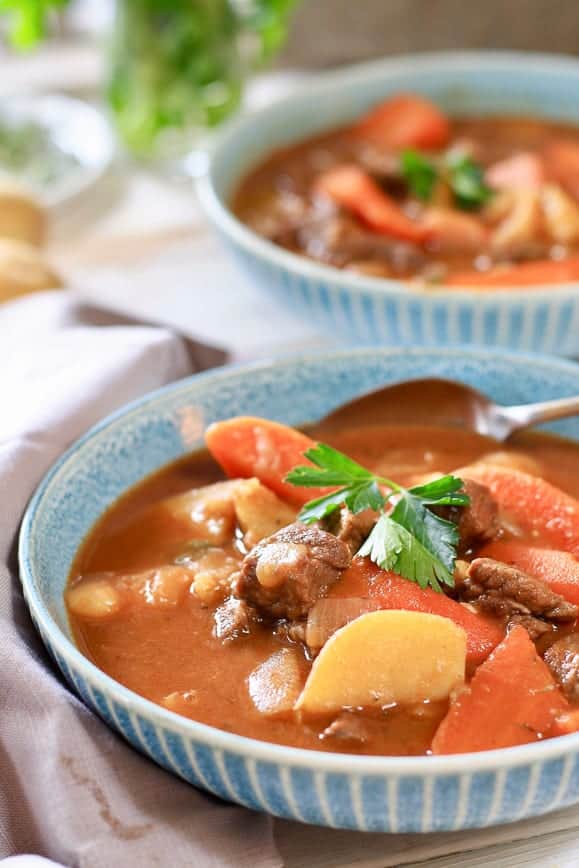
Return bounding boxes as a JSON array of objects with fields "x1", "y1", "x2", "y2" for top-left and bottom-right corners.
[
  {"x1": 297, "y1": 212, "x2": 425, "y2": 272},
  {"x1": 247, "y1": 189, "x2": 310, "y2": 245},
  {"x1": 213, "y1": 597, "x2": 257, "y2": 642},
  {"x1": 354, "y1": 145, "x2": 402, "y2": 183},
  {"x1": 320, "y1": 712, "x2": 370, "y2": 745},
  {"x1": 436, "y1": 478, "x2": 499, "y2": 554},
  {"x1": 458, "y1": 558, "x2": 578, "y2": 623},
  {"x1": 507, "y1": 613, "x2": 553, "y2": 641},
  {"x1": 321, "y1": 506, "x2": 378, "y2": 555},
  {"x1": 236, "y1": 522, "x2": 351, "y2": 620},
  {"x1": 544, "y1": 634, "x2": 579, "y2": 702}
]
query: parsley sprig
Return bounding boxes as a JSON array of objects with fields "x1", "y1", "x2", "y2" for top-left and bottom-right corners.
[
  {"x1": 446, "y1": 153, "x2": 494, "y2": 211},
  {"x1": 400, "y1": 149, "x2": 493, "y2": 211},
  {"x1": 285, "y1": 443, "x2": 469, "y2": 592}
]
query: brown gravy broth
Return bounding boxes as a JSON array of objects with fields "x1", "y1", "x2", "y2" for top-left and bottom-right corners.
[
  {"x1": 68, "y1": 424, "x2": 579, "y2": 756},
  {"x1": 232, "y1": 116, "x2": 579, "y2": 281}
]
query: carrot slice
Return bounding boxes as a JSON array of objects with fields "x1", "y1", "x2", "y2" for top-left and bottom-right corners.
[
  {"x1": 462, "y1": 465, "x2": 579, "y2": 557},
  {"x1": 331, "y1": 558, "x2": 504, "y2": 666},
  {"x1": 205, "y1": 417, "x2": 328, "y2": 506},
  {"x1": 445, "y1": 256, "x2": 579, "y2": 288},
  {"x1": 315, "y1": 165, "x2": 430, "y2": 243},
  {"x1": 431, "y1": 626, "x2": 569, "y2": 754},
  {"x1": 355, "y1": 94, "x2": 450, "y2": 151},
  {"x1": 550, "y1": 709, "x2": 579, "y2": 737},
  {"x1": 478, "y1": 541, "x2": 579, "y2": 606}
]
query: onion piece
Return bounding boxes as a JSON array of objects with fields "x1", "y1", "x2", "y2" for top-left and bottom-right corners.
[{"x1": 306, "y1": 597, "x2": 381, "y2": 651}]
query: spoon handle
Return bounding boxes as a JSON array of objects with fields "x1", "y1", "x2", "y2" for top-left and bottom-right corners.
[{"x1": 503, "y1": 394, "x2": 579, "y2": 434}]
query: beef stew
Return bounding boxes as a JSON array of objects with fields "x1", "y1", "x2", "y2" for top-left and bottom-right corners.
[
  {"x1": 233, "y1": 94, "x2": 579, "y2": 287},
  {"x1": 67, "y1": 414, "x2": 579, "y2": 756}
]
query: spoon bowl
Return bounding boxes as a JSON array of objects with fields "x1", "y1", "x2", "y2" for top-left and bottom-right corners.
[{"x1": 319, "y1": 378, "x2": 579, "y2": 441}]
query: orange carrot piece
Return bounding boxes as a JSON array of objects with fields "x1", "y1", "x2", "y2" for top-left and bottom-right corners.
[
  {"x1": 205, "y1": 417, "x2": 328, "y2": 506},
  {"x1": 431, "y1": 626, "x2": 569, "y2": 754},
  {"x1": 550, "y1": 709, "x2": 579, "y2": 737},
  {"x1": 478, "y1": 541, "x2": 579, "y2": 607},
  {"x1": 315, "y1": 165, "x2": 430, "y2": 243},
  {"x1": 445, "y1": 257, "x2": 579, "y2": 288},
  {"x1": 462, "y1": 465, "x2": 579, "y2": 557},
  {"x1": 355, "y1": 93, "x2": 450, "y2": 151},
  {"x1": 331, "y1": 558, "x2": 504, "y2": 666},
  {"x1": 486, "y1": 152, "x2": 546, "y2": 191}
]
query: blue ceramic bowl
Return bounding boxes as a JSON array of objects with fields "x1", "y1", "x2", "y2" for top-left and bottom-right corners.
[
  {"x1": 19, "y1": 348, "x2": 579, "y2": 833},
  {"x1": 198, "y1": 52, "x2": 579, "y2": 356}
]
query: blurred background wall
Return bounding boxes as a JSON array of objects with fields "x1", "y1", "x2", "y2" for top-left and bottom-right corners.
[{"x1": 280, "y1": 0, "x2": 579, "y2": 67}]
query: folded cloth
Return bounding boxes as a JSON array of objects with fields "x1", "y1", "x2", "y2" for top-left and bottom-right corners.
[{"x1": 0, "y1": 292, "x2": 281, "y2": 868}]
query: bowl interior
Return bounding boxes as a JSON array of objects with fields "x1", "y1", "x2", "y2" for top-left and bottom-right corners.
[
  {"x1": 21, "y1": 347, "x2": 579, "y2": 649},
  {"x1": 209, "y1": 52, "x2": 579, "y2": 206}
]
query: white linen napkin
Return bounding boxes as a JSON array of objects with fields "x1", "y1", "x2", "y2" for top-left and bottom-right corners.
[{"x1": 0, "y1": 292, "x2": 281, "y2": 868}]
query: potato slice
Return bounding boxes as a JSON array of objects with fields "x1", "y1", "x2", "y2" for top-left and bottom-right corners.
[
  {"x1": 248, "y1": 648, "x2": 305, "y2": 717},
  {"x1": 67, "y1": 577, "x2": 122, "y2": 619},
  {"x1": 160, "y1": 480, "x2": 240, "y2": 545},
  {"x1": 295, "y1": 610, "x2": 466, "y2": 714},
  {"x1": 233, "y1": 477, "x2": 296, "y2": 548}
]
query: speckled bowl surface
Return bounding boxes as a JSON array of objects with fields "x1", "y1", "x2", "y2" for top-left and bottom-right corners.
[
  {"x1": 197, "y1": 52, "x2": 579, "y2": 355},
  {"x1": 18, "y1": 347, "x2": 579, "y2": 832}
]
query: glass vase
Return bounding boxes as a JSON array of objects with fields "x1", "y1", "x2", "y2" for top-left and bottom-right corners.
[{"x1": 107, "y1": 0, "x2": 244, "y2": 163}]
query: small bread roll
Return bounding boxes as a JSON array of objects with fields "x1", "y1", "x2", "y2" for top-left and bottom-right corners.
[
  {"x1": 0, "y1": 238, "x2": 61, "y2": 302},
  {"x1": 0, "y1": 179, "x2": 46, "y2": 246}
]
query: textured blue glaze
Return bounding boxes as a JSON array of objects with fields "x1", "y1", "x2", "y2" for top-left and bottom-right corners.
[
  {"x1": 289, "y1": 768, "x2": 325, "y2": 825},
  {"x1": 432, "y1": 776, "x2": 460, "y2": 832},
  {"x1": 397, "y1": 777, "x2": 425, "y2": 832},
  {"x1": 501, "y1": 766, "x2": 532, "y2": 821},
  {"x1": 18, "y1": 347, "x2": 579, "y2": 832},
  {"x1": 198, "y1": 53, "x2": 579, "y2": 355}
]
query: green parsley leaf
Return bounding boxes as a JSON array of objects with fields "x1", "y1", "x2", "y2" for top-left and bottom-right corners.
[
  {"x1": 358, "y1": 514, "x2": 453, "y2": 593},
  {"x1": 408, "y1": 474, "x2": 470, "y2": 506},
  {"x1": 285, "y1": 443, "x2": 389, "y2": 522},
  {"x1": 447, "y1": 154, "x2": 493, "y2": 211},
  {"x1": 400, "y1": 149, "x2": 439, "y2": 201},
  {"x1": 389, "y1": 493, "x2": 458, "y2": 588},
  {"x1": 357, "y1": 513, "x2": 405, "y2": 572},
  {"x1": 285, "y1": 441, "x2": 470, "y2": 592},
  {"x1": 297, "y1": 487, "x2": 357, "y2": 524},
  {"x1": 285, "y1": 443, "x2": 374, "y2": 488}
]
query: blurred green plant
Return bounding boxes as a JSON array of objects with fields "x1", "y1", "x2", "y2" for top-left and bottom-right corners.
[
  {"x1": 0, "y1": 0, "x2": 68, "y2": 48},
  {"x1": 0, "y1": 0, "x2": 300, "y2": 157}
]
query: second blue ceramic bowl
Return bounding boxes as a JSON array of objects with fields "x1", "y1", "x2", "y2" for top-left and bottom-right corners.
[
  {"x1": 198, "y1": 52, "x2": 579, "y2": 355},
  {"x1": 18, "y1": 347, "x2": 579, "y2": 833}
]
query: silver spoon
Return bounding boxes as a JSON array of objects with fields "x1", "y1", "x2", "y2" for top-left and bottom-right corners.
[{"x1": 317, "y1": 378, "x2": 579, "y2": 442}]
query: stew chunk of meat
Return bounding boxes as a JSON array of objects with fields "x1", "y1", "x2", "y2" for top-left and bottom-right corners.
[
  {"x1": 436, "y1": 478, "x2": 498, "y2": 553},
  {"x1": 213, "y1": 597, "x2": 257, "y2": 642},
  {"x1": 508, "y1": 613, "x2": 553, "y2": 641},
  {"x1": 458, "y1": 558, "x2": 578, "y2": 625},
  {"x1": 321, "y1": 506, "x2": 378, "y2": 555},
  {"x1": 544, "y1": 634, "x2": 579, "y2": 702},
  {"x1": 236, "y1": 522, "x2": 351, "y2": 620}
]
